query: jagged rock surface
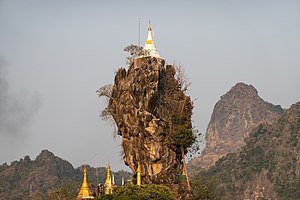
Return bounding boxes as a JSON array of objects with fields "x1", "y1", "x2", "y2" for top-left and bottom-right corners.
[
  {"x1": 188, "y1": 82, "x2": 283, "y2": 171},
  {"x1": 195, "y1": 102, "x2": 300, "y2": 199},
  {"x1": 107, "y1": 57, "x2": 193, "y2": 184}
]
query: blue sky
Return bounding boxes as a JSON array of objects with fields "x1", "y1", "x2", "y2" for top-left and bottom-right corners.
[{"x1": 0, "y1": 0, "x2": 299, "y2": 171}]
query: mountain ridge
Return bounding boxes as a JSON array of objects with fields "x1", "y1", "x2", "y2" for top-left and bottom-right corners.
[
  {"x1": 0, "y1": 149, "x2": 132, "y2": 200},
  {"x1": 193, "y1": 101, "x2": 300, "y2": 199},
  {"x1": 188, "y1": 82, "x2": 283, "y2": 173}
]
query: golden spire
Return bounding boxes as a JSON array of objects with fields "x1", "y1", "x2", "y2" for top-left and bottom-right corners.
[
  {"x1": 105, "y1": 161, "x2": 111, "y2": 186},
  {"x1": 146, "y1": 20, "x2": 153, "y2": 45},
  {"x1": 76, "y1": 165, "x2": 94, "y2": 199},
  {"x1": 137, "y1": 163, "x2": 141, "y2": 186},
  {"x1": 105, "y1": 161, "x2": 112, "y2": 194},
  {"x1": 148, "y1": 20, "x2": 152, "y2": 31}
]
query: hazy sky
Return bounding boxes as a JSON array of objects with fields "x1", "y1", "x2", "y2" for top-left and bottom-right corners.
[{"x1": 0, "y1": 1, "x2": 299, "y2": 171}]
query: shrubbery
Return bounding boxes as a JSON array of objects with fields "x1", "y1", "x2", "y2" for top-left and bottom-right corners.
[
  {"x1": 170, "y1": 115, "x2": 197, "y2": 150},
  {"x1": 98, "y1": 184, "x2": 176, "y2": 200}
]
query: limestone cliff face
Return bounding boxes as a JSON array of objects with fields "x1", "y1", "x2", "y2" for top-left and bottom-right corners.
[
  {"x1": 195, "y1": 102, "x2": 300, "y2": 199},
  {"x1": 107, "y1": 57, "x2": 193, "y2": 184},
  {"x1": 189, "y1": 82, "x2": 283, "y2": 170}
]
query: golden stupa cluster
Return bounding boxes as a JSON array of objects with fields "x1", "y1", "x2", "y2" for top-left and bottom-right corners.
[{"x1": 76, "y1": 162, "x2": 142, "y2": 199}]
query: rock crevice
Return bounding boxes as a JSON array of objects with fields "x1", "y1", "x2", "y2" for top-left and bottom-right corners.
[{"x1": 106, "y1": 57, "x2": 193, "y2": 184}]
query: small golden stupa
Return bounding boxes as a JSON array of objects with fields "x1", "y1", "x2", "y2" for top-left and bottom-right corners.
[
  {"x1": 104, "y1": 161, "x2": 113, "y2": 194},
  {"x1": 76, "y1": 165, "x2": 94, "y2": 200},
  {"x1": 137, "y1": 163, "x2": 141, "y2": 186}
]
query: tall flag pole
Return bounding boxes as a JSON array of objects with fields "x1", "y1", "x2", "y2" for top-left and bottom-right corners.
[{"x1": 138, "y1": 18, "x2": 141, "y2": 47}]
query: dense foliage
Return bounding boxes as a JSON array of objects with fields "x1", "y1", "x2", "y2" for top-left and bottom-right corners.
[
  {"x1": 171, "y1": 116, "x2": 196, "y2": 150},
  {"x1": 29, "y1": 182, "x2": 78, "y2": 200},
  {"x1": 189, "y1": 177, "x2": 217, "y2": 200},
  {"x1": 169, "y1": 115, "x2": 200, "y2": 159},
  {"x1": 98, "y1": 184, "x2": 176, "y2": 200}
]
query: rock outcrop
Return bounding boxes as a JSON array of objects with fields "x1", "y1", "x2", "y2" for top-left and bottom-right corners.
[
  {"x1": 195, "y1": 102, "x2": 300, "y2": 199},
  {"x1": 104, "y1": 57, "x2": 193, "y2": 184},
  {"x1": 188, "y1": 82, "x2": 283, "y2": 171}
]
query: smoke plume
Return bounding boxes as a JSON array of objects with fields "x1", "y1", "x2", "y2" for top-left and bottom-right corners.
[{"x1": 0, "y1": 58, "x2": 41, "y2": 137}]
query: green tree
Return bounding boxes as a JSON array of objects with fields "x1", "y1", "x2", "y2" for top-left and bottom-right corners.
[
  {"x1": 123, "y1": 44, "x2": 150, "y2": 65},
  {"x1": 189, "y1": 177, "x2": 217, "y2": 200},
  {"x1": 169, "y1": 115, "x2": 198, "y2": 191},
  {"x1": 45, "y1": 182, "x2": 78, "y2": 200},
  {"x1": 170, "y1": 116, "x2": 196, "y2": 150},
  {"x1": 99, "y1": 184, "x2": 176, "y2": 200}
]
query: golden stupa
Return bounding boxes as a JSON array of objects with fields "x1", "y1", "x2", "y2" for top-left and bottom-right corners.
[
  {"x1": 104, "y1": 161, "x2": 113, "y2": 194},
  {"x1": 76, "y1": 165, "x2": 94, "y2": 200},
  {"x1": 137, "y1": 163, "x2": 141, "y2": 186}
]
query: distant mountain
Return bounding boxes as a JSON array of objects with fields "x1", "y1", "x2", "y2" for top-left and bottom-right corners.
[
  {"x1": 0, "y1": 150, "x2": 132, "y2": 200},
  {"x1": 188, "y1": 82, "x2": 283, "y2": 173},
  {"x1": 193, "y1": 102, "x2": 300, "y2": 199}
]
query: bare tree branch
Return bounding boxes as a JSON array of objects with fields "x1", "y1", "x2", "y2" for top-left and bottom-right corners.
[
  {"x1": 124, "y1": 44, "x2": 151, "y2": 66},
  {"x1": 96, "y1": 84, "x2": 113, "y2": 99},
  {"x1": 173, "y1": 63, "x2": 191, "y2": 94}
]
